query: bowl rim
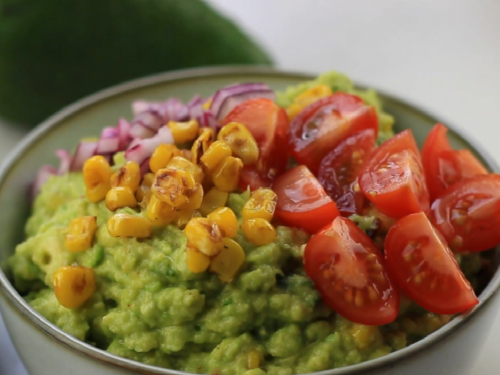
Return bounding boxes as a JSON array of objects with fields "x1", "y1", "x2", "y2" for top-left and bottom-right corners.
[{"x1": 1, "y1": 65, "x2": 499, "y2": 375}]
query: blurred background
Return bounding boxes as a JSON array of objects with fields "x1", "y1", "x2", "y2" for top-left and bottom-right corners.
[{"x1": 1, "y1": 0, "x2": 499, "y2": 373}]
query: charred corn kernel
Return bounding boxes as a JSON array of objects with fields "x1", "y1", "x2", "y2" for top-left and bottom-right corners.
[
  {"x1": 152, "y1": 168, "x2": 196, "y2": 207},
  {"x1": 181, "y1": 183, "x2": 204, "y2": 210},
  {"x1": 176, "y1": 209, "x2": 201, "y2": 229},
  {"x1": 65, "y1": 216, "x2": 98, "y2": 253},
  {"x1": 184, "y1": 217, "x2": 223, "y2": 256},
  {"x1": 149, "y1": 144, "x2": 181, "y2": 173},
  {"x1": 242, "y1": 218, "x2": 277, "y2": 246},
  {"x1": 208, "y1": 207, "x2": 238, "y2": 238},
  {"x1": 217, "y1": 122, "x2": 259, "y2": 166},
  {"x1": 286, "y1": 84, "x2": 333, "y2": 120},
  {"x1": 209, "y1": 238, "x2": 245, "y2": 283},
  {"x1": 212, "y1": 156, "x2": 243, "y2": 192},
  {"x1": 247, "y1": 350, "x2": 262, "y2": 370},
  {"x1": 105, "y1": 186, "x2": 138, "y2": 211},
  {"x1": 186, "y1": 246, "x2": 210, "y2": 273},
  {"x1": 200, "y1": 140, "x2": 232, "y2": 172},
  {"x1": 107, "y1": 213, "x2": 152, "y2": 238},
  {"x1": 53, "y1": 266, "x2": 96, "y2": 309},
  {"x1": 167, "y1": 156, "x2": 204, "y2": 183},
  {"x1": 167, "y1": 119, "x2": 199, "y2": 144},
  {"x1": 243, "y1": 188, "x2": 277, "y2": 222},
  {"x1": 83, "y1": 156, "x2": 112, "y2": 203},
  {"x1": 110, "y1": 161, "x2": 141, "y2": 192},
  {"x1": 147, "y1": 195, "x2": 176, "y2": 226},
  {"x1": 199, "y1": 188, "x2": 228, "y2": 216},
  {"x1": 191, "y1": 127, "x2": 214, "y2": 164}
]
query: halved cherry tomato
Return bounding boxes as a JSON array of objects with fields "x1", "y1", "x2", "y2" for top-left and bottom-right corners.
[
  {"x1": 358, "y1": 129, "x2": 430, "y2": 219},
  {"x1": 430, "y1": 174, "x2": 500, "y2": 252},
  {"x1": 385, "y1": 212, "x2": 478, "y2": 314},
  {"x1": 273, "y1": 165, "x2": 339, "y2": 234},
  {"x1": 318, "y1": 129, "x2": 376, "y2": 216},
  {"x1": 289, "y1": 93, "x2": 378, "y2": 174},
  {"x1": 422, "y1": 123, "x2": 487, "y2": 200},
  {"x1": 222, "y1": 98, "x2": 290, "y2": 189},
  {"x1": 304, "y1": 216, "x2": 399, "y2": 325}
]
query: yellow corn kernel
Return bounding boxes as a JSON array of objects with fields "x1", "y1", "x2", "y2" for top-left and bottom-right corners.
[
  {"x1": 167, "y1": 156, "x2": 204, "y2": 183},
  {"x1": 184, "y1": 217, "x2": 223, "y2": 256},
  {"x1": 242, "y1": 218, "x2": 277, "y2": 246},
  {"x1": 242, "y1": 188, "x2": 278, "y2": 222},
  {"x1": 199, "y1": 187, "x2": 229, "y2": 216},
  {"x1": 286, "y1": 84, "x2": 333, "y2": 121},
  {"x1": 191, "y1": 127, "x2": 214, "y2": 164},
  {"x1": 105, "y1": 186, "x2": 138, "y2": 211},
  {"x1": 142, "y1": 172, "x2": 155, "y2": 187},
  {"x1": 65, "y1": 216, "x2": 98, "y2": 253},
  {"x1": 186, "y1": 246, "x2": 211, "y2": 273},
  {"x1": 208, "y1": 207, "x2": 238, "y2": 238},
  {"x1": 147, "y1": 195, "x2": 176, "y2": 226},
  {"x1": 107, "y1": 213, "x2": 152, "y2": 238},
  {"x1": 212, "y1": 156, "x2": 243, "y2": 192},
  {"x1": 149, "y1": 144, "x2": 181, "y2": 174},
  {"x1": 200, "y1": 140, "x2": 232, "y2": 172},
  {"x1": 167, "y1": 120, "x2": 199, "y2": 144},
  {"x1": 176, "y1": 209, "x2": 201, "y2": 229},
  {"x1": 217, "y1": 122, "x2": 259, "y2": 166},
  {"x1": 181, "y1": 183, "x2": 204, "y2": 211},
  {"x1": 110, "y1": 161, "x2": 141, "y2": 192},
  {"x1": 247, "y1": 350, "x2": 262, "y2": 370},
  {"x1": 151, "y1": 168, "x2": 196, "y2": 207},
  {"x1": 136, "y1": 172, "x2": 155, "y2": 203},
  {"x1": 53, "y1": 266, "x2": 96, "y2": 309},
  {"x1": 83, "y1": 155, "x2": 112, "y2": 203},
  {"x1": 180, "y1": 149, "x2": 192, "y2": 160},
  {"x1": 209, "y1": 238, "x2": 245, "y2": 283}
]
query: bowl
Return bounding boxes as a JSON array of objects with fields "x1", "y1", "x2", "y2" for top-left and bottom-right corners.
[{"x1": 0, "y1": 67, "x2": 499, "y2": 375}]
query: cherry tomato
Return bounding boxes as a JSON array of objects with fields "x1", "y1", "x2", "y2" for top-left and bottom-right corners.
[
  {"x1": 385, "y1": 212, "x2": 478, "y2": 314},
  {"x1": 422, "y1": 123, "x2": 487, "y2": 200},
  {"x1": 318, "y1": 129, "x2": 376, "y2": 216},
  {"x1": 430, "y1": 174, "x2": 500, "y2": 252},
  {"x1": 289, "y1": 93, "x2": 378, "y2": 174},
  {"x1": 238, "y1": 166, "x2": 272, "y2": 190},
  {"x1": 358, "y1": 129, "x2": 430, "y2": 218},
  {"x1": 273, "y1": 165, "x2": 339, "y2": 234},
  {"x1": 304, "y1": 216, "x2": 399, "y2": 325}
]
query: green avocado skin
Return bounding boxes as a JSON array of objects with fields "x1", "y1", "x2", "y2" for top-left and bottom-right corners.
[{"x1": 0, "y1": 0, "x2": 272, "y2": 126}]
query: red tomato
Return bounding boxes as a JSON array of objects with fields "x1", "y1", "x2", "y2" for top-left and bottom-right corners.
[
  {"x1": 238, "y1": 167, "x2": 272, "y2": 190},
  {"x1": 289, "y1": 93, "x2": 378, "y2": 174},
  {"x1": 318, "y1": 129, "x2": 376, "y2": 216},
  {"x1": 304, "y1": 216, "x2": 400, "y2": 325},
  {"x1": 422, "y1": 123, "x2": 487, "y2": 200},
  {"x1": 273, "y1": 165, "x2": 340, "y2": 234},
  {"x1": 430, "y1": 174, "x2": 500, "y2": 252},
  {"x1": 222, "y1": 98, "x2": 290, "y2": 189},
  {"x1": 385, "y1": 212, "x2": 478, "y2": 314},
  {"x1": 358, "y1": 129, "x2": 430, "y2": 218}
]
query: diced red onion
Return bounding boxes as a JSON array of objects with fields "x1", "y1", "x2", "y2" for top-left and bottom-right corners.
[
  {"x1": 132, "y1": 100, "x2": 159, "y2": 116},
  {"x1": 55, "y1": 149, "x2": 71, "y2": 175},
  {"x1": 69, "y1": 141, "x2": 98, "y2": 171},
  {"x1": 140, "y1": 157, "x2": 151, "y2": 176},
  {"x1": 203, "y1": 111, "x2": 219, "y2": 130},
  {"x1": 117, "y1": 118, "x2": 131, "y2": 150},
  {"x1": 97, "y1": 137, "x2": 119, "y2": 155},
  {"x1": 125, "y1": 126, "x2": 174, "y2": 165},
  {"x1": 101, "y1": 127, "x2": 119, "y2": 139},
  {"x1": 164, "y1": 98, "x2": 188, "y2": 122},
  {"x1": 32, "y1": 165, "x2": 57, "y2": 197},
  {"x1": 217, "y1": 89, "x2": 275, "y2": 121},
  {"x1": 129, "y1": 121, "x2": 157, "y2": 139}
]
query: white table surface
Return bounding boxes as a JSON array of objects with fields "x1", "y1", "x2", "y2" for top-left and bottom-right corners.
[{"x1": 1, "y1": 1, "x2": 499, "y2": 374}]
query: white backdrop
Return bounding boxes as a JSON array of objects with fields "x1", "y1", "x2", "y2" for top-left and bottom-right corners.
[{"x1": 1, "y1": 1, "x2": 499, "y2": 374}]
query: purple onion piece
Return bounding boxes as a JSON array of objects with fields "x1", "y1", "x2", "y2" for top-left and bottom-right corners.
[
  {"x1": 55, "y1": 149, "x2": 71, "y2": 175},
  {"x1": 130, "y1": 122, "x2": 157, "y2": 139},
  {"x1": 117, "y1": 118, "x2": 131, "y2": 150},
  {"x1": 69, "y1": 141, "x2": 98, "y2": 171},
  {"x1": 217, "y1": 89, "x2": 275, "y2": 120},
  {"x1": 32, "y1": 165, "x2": 58, "y2": 198},
  {"x1": 125, "y1": 126, "x2": 174, "y2": 165},
  {"x1": 140, "y1": 157, "x2": 151, "y2": 176},
  {"x1": 96, "y1": 138, "x2": 120, "y2": 154},
  {"x1": 210, "y1": 83, "x2": 272, "y2": 119},
  {"x1": 101, "y1": 127, "x2": 119, "y2": 139}
]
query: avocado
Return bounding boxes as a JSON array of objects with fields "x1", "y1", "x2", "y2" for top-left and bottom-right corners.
[{"x1": 0, "y1": 0, "x2": 272, "y2": 126}]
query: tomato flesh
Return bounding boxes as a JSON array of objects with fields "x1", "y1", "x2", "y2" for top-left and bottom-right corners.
[
  {"x1": 304, "y1": 216, "x2": 399, "y2": 325},
  {"x1": 358, "y1": 129, "x2": 430, "y2": 218},
  {"x1": 318, "y1": 129, "x2": 376, "y2": 216},
  {"x1": 385, "y1": 212, "x2": 478, "y2": 314},
  {"x1": 431, "y1": 174, "x2": 500, "y2": 252},
  {"x1": 289, "y1": 93, "x2": 378, "y2": 174},
  {"x1": 273, "y1": 165, "x2": 339, "y2": 234}
]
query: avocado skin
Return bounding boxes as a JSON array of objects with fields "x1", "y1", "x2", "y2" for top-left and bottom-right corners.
[{"x1": 0, "y1": 0, "x2": 272, "y2": 126}]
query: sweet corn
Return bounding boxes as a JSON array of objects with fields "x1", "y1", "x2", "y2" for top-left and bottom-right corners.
[
  {"x1": 107, "y1": 213, "x2": 152, "y2": 238},
  {"x1": 286, "y1": 84, "x2": 333, "y2": 120},
  {"x1": 175, "y1": 209, "x2": 201, "y2": 229},
  {"x1": 242, "y1": 188, "x2": 277, "y2": 222},
  {"x1": 53, "y1": 266, "x2": 96, "y2": 309},
  {"x1": 105, "y1": 186, "x2": 138, "y2": 211},
  {"x1": 212, "y1": 156, "x2": 243, "y2": 192},
  {"x1": 186, "y1": 246, "x2": 211, "y2": 273},
  {"x1": 199, "y1": 187, "x2": 228, "y2": 216},
  {"x1": 167, "y1": 119, "x2": 199, "y2": 144},
  {"x1": 217, "y1": 122, "x2": 259, "y2": 166},
  {"x1": 191, "y1": 127, "x2": 214, "y2": 164},
  {"x1": 200, "y1": 141, "x2": 232, "y2": 172},
  {"x1": 247, "y1": 350, "x2": 262, "y2": 370},
  {"x1": 208, "y1": 207, "x2": 238, "y2": 238},
  {"x1": 147, "y1": 195, "x2": 176, "y2": 226},
  {"x1": 152, "y1": 168, "x2": 196, "y2": 207},
  {"x1": 180, "y1": 149, "x2": 192, "y2": 160},
  {"x1": 209, "y1": 238, "x2": 246, "y2": 283},
  {"x1": 167, "y1": 156, "x2": 204, "y2": 183},
  {"x1": 242, "y1": 218, "x2": 277, "y2": 246},
  {"x1": 110, "y1": 161, "x2": 141, "y2": 192},
  {"x1": 184, "y1": 217, "x2": 223, "y2": 256},
  {"x1": 149, "y1": 144, "x2": 181, "y2": 173},
  {"x1": 181, "y1": 183, "x2": 204, "y2": 211},
  {"x1": 136, "y1": 173, "x2": 155, "y2": 203},
  {"x1": 83, "y1": 155, "x2": 112, "y2": 203},
  {"x1": 65, "y1": 216, "x2": 98, "y2": 253}
]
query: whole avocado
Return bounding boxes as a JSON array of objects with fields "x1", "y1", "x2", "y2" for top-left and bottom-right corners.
[{"x1": 0, "y1": 0, "x2": 272, "y2": 126}]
